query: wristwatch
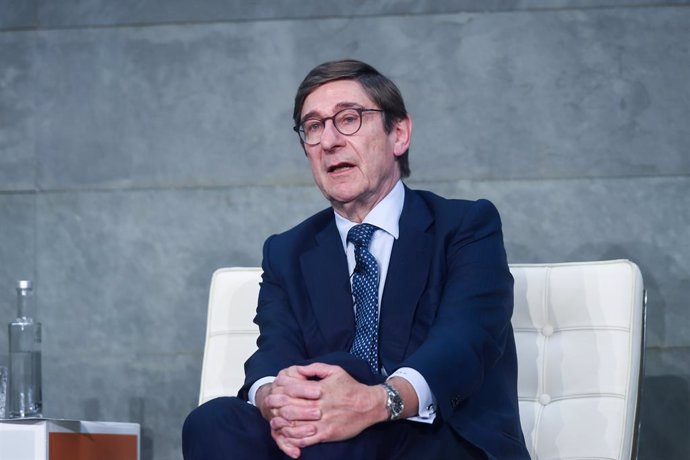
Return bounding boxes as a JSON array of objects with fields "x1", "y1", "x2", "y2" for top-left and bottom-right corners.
[{"x1": 382, "y1": 382, "x2": 404, "y2": 421}]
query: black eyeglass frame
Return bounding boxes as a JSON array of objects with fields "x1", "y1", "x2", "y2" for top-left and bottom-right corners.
[{"x1": 293, "y1": 107, "x2": 385, "y2": 146}]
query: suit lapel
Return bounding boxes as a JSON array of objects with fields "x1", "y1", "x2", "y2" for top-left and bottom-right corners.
[
  {"x1": 380, "y1": 188, "x2": 434, "y2": 367},
  {"x1": 300, "y1": 217, "x2": 355, "y2": 351}
]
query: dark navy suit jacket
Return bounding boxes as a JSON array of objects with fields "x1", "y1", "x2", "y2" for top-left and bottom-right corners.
[{"x1": 239, "y1": 186, "x2": 530, "y2": 459}]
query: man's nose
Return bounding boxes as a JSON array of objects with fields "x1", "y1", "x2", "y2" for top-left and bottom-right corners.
[{"x1": 319, "y1": 119, "x2": 344, "y2": 150}]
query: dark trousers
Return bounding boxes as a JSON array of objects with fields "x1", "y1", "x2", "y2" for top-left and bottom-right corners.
[{"x1": 182, "y1": 396, "x2": 485, "y2": 460}]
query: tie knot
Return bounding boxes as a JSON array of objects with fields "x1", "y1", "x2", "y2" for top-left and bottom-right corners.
[{"x1": 347, "y1": 223, "x2": 378, "y2": 248}]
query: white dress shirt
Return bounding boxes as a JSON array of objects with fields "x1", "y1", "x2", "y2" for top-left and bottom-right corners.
[{"x1": 250, "y1": 180, "x2": 436, "y2": 423}]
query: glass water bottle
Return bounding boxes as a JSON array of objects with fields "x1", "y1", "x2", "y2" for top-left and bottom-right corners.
[{"x1": 8, "y1": 280, "x2": 42, "y2": 418}]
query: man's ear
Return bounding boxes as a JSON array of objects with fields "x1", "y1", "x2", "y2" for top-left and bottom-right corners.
[{"x1": 392, "y1": 116, "x2": 412, "y2": 157}]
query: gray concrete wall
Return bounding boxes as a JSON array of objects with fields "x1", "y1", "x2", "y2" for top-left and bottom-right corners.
[{"x1": 1, "y1": 1, "x2": 688, "y2": 458}]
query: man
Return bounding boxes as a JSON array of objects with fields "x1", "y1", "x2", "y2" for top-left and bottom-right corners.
[{"x1": 183, "y1": 59, "x2": 530, "y2": 459}]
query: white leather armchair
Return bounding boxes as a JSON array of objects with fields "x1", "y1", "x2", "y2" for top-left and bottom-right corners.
[{"x1": 198, "y1": 260, "x2": 646, "y2": 460}]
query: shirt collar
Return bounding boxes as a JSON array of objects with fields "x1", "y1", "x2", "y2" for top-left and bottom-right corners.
[{"x1": 334, "y1": 180, "x2": 405, "y2": 248}]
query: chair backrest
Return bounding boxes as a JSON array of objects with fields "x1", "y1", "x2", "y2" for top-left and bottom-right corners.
[
  {"x1": 199, "y1": 267, "x2": 261, "y2": 405},
  {"x1": 511, "y1": 260, "x2": 645, "y2": 460},
  {"x1": 198, "y1": 260, "x2": 645, "y2": 460}
]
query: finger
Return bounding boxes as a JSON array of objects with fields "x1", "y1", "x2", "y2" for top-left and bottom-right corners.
[
  {"x1": 272, "y1": 367, "x2": 310, "y2": 392},
  {"x1": 277, "y1": 365, "x2": 310, "y2": 381},
  {"x1": 271, "y1": 417, "x2": 317, "y2": 438},
  {"x1": 271, "y1": 432, "x2": 301, "y2": 459},
  {"x1": 288, "y1": 431, "x2": 324, "y2": 449},
  {"x1": 270, "y1": 416, "x2": 292, "y2": 430},
  {"x1": 264, "y1": 393, "x2": 286, "y2": 411},
  {"x1": 279, "y1": 423, "x2": 317, "y2": 441},
  {"x1": 278, "y1": 405, "x2": 321, "y2": 422},
  {"x1": 295, "y1": 363, "x2": 341, "y2": 380},
  {"x1": 265, "y1": 392, "x2": 320, "y2": 413},
  {"x1": 270, "y1": 380, "x2": 322, "y2": 401},
  {"x1": 284, "y1": 381, "x2": 322, "y2": 400},
  {"x1": 273, "y1": 374, "x2": 306, "y2": 390}
]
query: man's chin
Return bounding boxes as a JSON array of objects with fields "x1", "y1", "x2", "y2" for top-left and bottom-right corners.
[{"x1": 318, "y1": 183, "x2": 362, "y2": 204}]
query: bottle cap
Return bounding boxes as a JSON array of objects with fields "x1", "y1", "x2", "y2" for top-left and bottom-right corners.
[{"x1": 17, "y1": 280, "x2": 33, "y2": 290}]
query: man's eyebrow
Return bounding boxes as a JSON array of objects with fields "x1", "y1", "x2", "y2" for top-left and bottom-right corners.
[{"x1": 300, "y1": 102, "x2": 365, "y2": 123}]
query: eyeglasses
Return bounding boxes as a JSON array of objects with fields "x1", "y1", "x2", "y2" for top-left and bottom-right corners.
[{"x1": 294, "y1": 107, "x2": 385, "y2": 145}]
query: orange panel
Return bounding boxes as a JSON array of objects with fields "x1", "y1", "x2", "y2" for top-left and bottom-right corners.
[{"x1": 49, "y1": 432, "x2": 137, "y2": 460}]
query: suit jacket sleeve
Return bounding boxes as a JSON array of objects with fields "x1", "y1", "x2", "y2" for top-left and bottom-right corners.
[{"x1": 238, "y1": 234, "x2": 307, "y2": 400}]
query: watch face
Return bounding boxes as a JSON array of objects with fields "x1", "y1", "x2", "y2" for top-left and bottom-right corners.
[
  {"x1": 391, "y1": 397, "x2": 403, "y2": 417},
  {"x1": 384, "y1": 383, "x2": 404, "y2": 420}
]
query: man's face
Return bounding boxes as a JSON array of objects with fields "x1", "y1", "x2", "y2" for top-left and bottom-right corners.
[{"x1": 299, "y1": 80, "x2": 410, "y2": 221}]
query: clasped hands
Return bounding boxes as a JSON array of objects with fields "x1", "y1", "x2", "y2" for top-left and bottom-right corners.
[{"x1": 255, "y1": 363, "x2": 389, "y2": 459}]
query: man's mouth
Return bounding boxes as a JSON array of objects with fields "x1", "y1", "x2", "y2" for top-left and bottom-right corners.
[{"x1": 327, "y1": 162, "x2": 355, "y2": 173}]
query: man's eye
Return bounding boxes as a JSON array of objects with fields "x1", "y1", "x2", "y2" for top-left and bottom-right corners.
[
  {"x1": 304, "y1": 121, "x2": 323, "y2": 133},
  {"x1": 338, "y1": 112, "x2": 359, "y2": 126}
]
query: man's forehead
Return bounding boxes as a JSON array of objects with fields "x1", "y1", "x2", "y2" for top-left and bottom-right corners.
[{"x1": 300, "y1": 80, "x2": 375, "y2": 117}]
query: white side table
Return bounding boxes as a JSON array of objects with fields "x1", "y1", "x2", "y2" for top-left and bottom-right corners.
[{"x1": 0, "y1": 419, "x2": 140, "y2": 460}]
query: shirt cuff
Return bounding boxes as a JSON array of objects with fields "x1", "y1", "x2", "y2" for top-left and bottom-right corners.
[
  {"x1": 389, "y1": 367, "x2": 437, "y2": 424},
  {"x1": 247, "y1": 376, "x2": 276, "y2": 405}
]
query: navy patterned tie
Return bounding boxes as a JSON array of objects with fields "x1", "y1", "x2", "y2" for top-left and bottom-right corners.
[{"x1": 347, "y1": 223, "x2": 380, "y2": 373}]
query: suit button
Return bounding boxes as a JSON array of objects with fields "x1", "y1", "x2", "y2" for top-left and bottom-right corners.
[
  {"x1": 542, "y1": 325, "x2": 554, "y2": 337},
  {"x1": 451, "y1": 396, "x2": 461, "y2": 409},
  {"x1": 539, "y1": 394, "x2": 551, "y2": 406}
]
